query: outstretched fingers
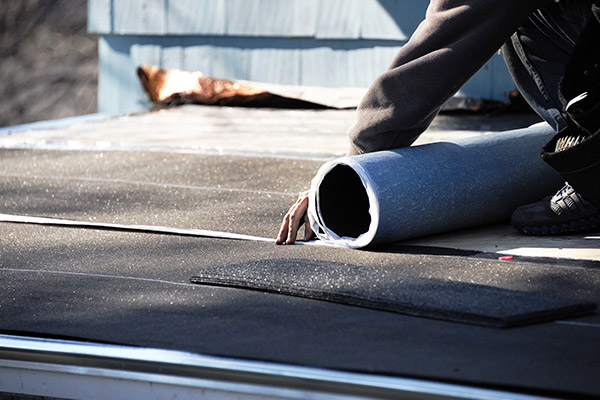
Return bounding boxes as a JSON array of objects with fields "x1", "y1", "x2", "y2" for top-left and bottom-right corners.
[
  {"x1": 275, "y1": 190, "x2": 311, "y2": 244},
  {"x1": 276, "y1": 213, "x2": 291, "y2": 244}
]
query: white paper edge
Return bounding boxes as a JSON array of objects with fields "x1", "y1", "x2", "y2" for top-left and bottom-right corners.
[{"x1": 308, "y1": 157, "x2": 380, "y2": 249}]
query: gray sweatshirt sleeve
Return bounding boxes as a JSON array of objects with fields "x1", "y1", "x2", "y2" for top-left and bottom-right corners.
[{"x1": 346, "y1": 0, "x2": 549, "y2": 156}]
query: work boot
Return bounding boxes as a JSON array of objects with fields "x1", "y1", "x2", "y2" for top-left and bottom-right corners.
[
  {"x1": 540, "y1": 4, "x2": 600, "y2": 205},
  {"x1": 516, "y1": 5, "x2": 600, "y2": 236},
  {"x1": 511, "y1": 183, "x2": 600, "y2": 235}
]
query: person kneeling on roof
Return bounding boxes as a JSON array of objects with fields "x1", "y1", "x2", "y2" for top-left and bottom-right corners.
[{"x1": 276, "y1": 0, "x2": 600, "y2": 244}]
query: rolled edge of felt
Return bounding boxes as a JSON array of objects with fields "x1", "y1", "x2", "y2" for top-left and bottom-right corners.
[{"x1": 308, "y1": 156, "x2": 380, "y2": 248}]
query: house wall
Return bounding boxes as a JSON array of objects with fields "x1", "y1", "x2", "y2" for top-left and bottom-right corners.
[{"x1": 88, "y1": 0, "x2": 515, "y2": 115}]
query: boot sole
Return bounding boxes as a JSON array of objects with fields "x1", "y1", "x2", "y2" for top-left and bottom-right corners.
[{"x1": 514, "y1": 215, "x2": 600, "y2": 236}]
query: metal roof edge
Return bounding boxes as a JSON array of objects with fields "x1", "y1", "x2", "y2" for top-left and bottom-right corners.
[{"x1": 0, "y1": 334, "x2": 558, "y2": 400}]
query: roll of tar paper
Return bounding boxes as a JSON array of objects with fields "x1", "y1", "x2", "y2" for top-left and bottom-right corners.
[{"x1": 308, "y1": 123, "x2": 563, "y2": 248}]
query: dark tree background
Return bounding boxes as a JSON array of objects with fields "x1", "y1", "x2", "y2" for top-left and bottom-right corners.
[{"x1": 0, "y1": 0, "x2": 98, "y2": 127}]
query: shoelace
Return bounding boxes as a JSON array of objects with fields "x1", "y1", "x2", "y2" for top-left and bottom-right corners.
[
  {"x1": 555, "y1": 134, "x2": 585, "y2": 152},
  {"x1": 550, "y1": 183, "x2": 591, "y2": 216}
]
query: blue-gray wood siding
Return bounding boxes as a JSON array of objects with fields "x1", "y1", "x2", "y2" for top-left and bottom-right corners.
[
  {"x1": 89, "y1": 0, "x2": 423, "y2": 39},
  {"x1": 89, "y1": 0, "x2": 516, "y2": 115}
]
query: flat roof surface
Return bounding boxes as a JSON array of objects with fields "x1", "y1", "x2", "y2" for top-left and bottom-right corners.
[{"x1": 1, "y1": 105, "x2": 599, "y2": 397}]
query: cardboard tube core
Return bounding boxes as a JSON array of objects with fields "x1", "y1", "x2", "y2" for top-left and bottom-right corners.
[{"x1": 318, "y1": 165, "x2": 371, "y2": 239}]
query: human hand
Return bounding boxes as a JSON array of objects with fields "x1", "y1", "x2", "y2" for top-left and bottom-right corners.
[{"x1": 275, "y1": 189, "x2": 314, "y2": 244}]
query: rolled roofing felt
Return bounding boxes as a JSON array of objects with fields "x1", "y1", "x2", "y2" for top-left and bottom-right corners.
[{"x1": 308, "y1": 123, "x2": 564, "y2": 248}]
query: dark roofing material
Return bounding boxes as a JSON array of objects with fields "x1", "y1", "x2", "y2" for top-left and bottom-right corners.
[
  {"x1": 191, "y1": 259, "x2": 595, "y2": 328},
  {"x1": 1, "y1": 148, "x2": 599, "y2": 397}
]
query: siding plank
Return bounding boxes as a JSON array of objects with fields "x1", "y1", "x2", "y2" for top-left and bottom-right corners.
[
  {"x1": 248, "y1": 48, "x2": 300, "y2": 84},
  {"x1": 210, "y1": 46, "x2": 248, "y2": 80},
  {"x1": 225, "y1": 0, "x2": 262, "y2": 36},
  {"x1": 291, "y1": 0, "x2": 318, "y2": 37},
  {"x1": 301, "y1": 46, "x2": 350, "y2": 87},
  {"x1": 361, "y1": 0, "x2": 407, "y2": 41},
  {"x1": 131, "y1": 43, "x2": 162, "y2": 67},
  {"x1": 316, "y1": 0, "x2": 362, "y2": 39},
  {"x1": 167, "y1": 0, "x2": 225, "y2": 35},
  {"x1": 183, "y1": 45, "x2": 214, "y2": 76},
  {"x1": 254, "y1": 0, "x2": 293, "y2": 36},
  {"x1": 161, "y1": 46, "x2": 183, "y2": 69},
  {"x1": 361, "y1": 0, "x2": 427, "y2": 40},
  {"x1": 88, "y1": 0, "x2": 112, "y2": 34},
  {"x1": 300, "y1": 43, "x2": 401, "y2": 88},
  {"x1": 113, "y1": 0, "x2": 166, "y2": 34}
]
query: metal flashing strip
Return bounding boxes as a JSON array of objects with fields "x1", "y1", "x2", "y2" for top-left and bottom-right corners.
[
  {"x1": 0, "y1": 334, "x2": 556, "y2": 400},
  {"x1": 0, "y1": 213, "x2": 274, "y2": 244},
  {"x1": 0, "y1": 213, "x2": 326, "y2": 246}
]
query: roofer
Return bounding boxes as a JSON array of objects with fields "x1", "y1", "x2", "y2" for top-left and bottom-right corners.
[{"x1": 276, "y1": 0, "x2": 600, "y2": 244}]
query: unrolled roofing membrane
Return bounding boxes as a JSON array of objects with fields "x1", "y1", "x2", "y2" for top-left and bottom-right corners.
[
  {"x1": 308, "y1": 123, "x2": 564, "y2": 248},
  {"x1": 191, "y1": 260, "x2": 596, "y2": 327}
]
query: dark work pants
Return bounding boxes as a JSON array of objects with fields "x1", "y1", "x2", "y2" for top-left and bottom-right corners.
[
  {"x1": 347, "y1": 0, "x2": 594, "y2": 155},
  {"x1": 541, "y1": 3, "x2": 600, "y2": 204}
]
